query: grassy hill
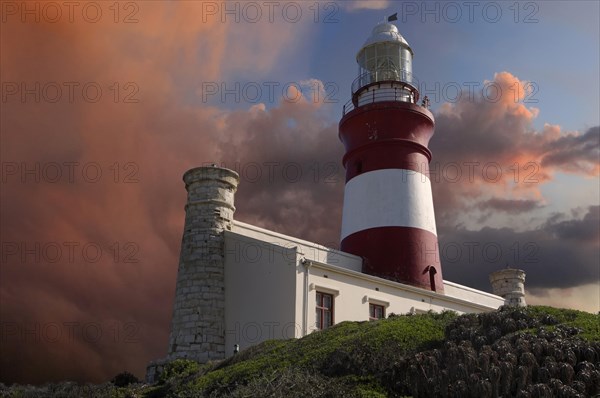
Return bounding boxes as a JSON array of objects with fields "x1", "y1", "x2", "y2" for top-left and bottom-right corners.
[{"x1": 2, "y1": 306, "x2": 599, "y2": 397}]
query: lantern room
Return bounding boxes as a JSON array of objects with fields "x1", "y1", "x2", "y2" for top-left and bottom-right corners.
[{"x1": 352, "y1": 22, "x2": 419, "y2": 107}]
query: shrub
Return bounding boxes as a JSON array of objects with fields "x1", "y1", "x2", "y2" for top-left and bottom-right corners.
[
  {"x1": 158, "y1": 359, "x2": 200, "y2": 384},
  {"x1": 111, "y1": 371, "x2": 140, "y2": 387}
]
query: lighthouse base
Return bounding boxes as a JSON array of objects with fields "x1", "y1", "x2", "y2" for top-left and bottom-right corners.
[{"x1": 341, "y1": 226, "x2": 444, "y2": 293}]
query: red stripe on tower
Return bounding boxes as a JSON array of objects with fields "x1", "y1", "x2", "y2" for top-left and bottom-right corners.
[{"x1": 339, "y1": 21, "x2": 444, "y2": 293}]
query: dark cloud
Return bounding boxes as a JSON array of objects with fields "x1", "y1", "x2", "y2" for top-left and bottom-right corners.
[
  {"x1": 213, "y1": 101, "x2": 345, "y2": 247},
  {"x1": 0, "y1": 5, "x2": 598, "y2": 387},
  {"x1": 477, "y1": 198, "x2": 544, "y2": 214},
  {"x1": 438, "y1": 205, "x2": 600, "y2": 292},
  {"x1": 540, "y1": 126, "x2": 600, "y2": 174},
  {"x1": 544, "y1": 205, "x2": 600, "y2": 243}
]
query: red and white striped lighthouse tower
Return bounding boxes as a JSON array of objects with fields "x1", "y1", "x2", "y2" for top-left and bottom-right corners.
[{"x1": 339, "y1": 20, "x2": 444, "y2": 293}]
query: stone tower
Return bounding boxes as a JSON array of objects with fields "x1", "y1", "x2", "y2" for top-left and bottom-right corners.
[
  {"x1": 167, "y1": 165, "x2": 239, "y2": 361},
  {"x1": 489, "y1": 268, "x2": 527, "y2": 307}
]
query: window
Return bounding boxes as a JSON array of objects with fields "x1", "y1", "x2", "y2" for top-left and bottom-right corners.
[
  {"x1": 316, "y1": 292, "x2": 334, "y2": 330},
  {"x1": 369, "y1": 303, "x2": 385, "y2": 321}
]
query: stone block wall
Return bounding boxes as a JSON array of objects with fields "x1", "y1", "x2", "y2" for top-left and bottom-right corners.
[
  {"x1": 167, "y1": 165, "x2": 240, "y2": 362},
  {"x1": 489, "y1": 268, "x2": 526, "y2": 307}
]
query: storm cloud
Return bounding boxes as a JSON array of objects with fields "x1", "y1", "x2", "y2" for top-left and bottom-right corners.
[{"x1": 0, "y1": 3, "x2": 598, "y2": 385}]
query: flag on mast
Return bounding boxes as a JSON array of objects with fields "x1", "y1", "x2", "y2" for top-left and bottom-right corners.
[{"x1": 387, "y1": 13, "x2": 398, "y2": 22}]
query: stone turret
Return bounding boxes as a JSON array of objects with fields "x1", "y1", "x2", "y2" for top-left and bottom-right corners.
[
  {"x1": 168, "y1": 165, "x2": 239, "y2": 360},
  {"x1": 147, "y1": 165, "x2": 239, "y2": 382},
  {"x1": 489, "y1": 268, "x2": 526, "y2": 307}
]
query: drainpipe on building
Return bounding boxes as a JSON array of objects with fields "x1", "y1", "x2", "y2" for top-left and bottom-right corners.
[{"x1": 301, "y1": 258, "x2": 310, "y2": 336}]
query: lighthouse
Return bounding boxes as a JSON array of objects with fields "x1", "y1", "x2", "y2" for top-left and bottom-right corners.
[{"x1": 339, "y1": 20, "x2": 444, "y2": 293}]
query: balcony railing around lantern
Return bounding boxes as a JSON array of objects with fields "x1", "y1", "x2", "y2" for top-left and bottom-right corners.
[
  {"x1": 351, "y1": 68, "x2": 417, "y2": 95},
  {"x1": 343, "y1": 69, "x2": 420, "y2": 116}
]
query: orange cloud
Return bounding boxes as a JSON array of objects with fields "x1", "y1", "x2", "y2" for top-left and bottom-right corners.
[
  {"x1": 0, "y1": 1, "x2": 325, "y2": 384},
  {"x1": 343, "y1": 1, "x2": 391, "y2": 11},
  {"x1": 1, "y1": 3, "x2": 598, "y2": 385},
  {"x1": 431, "y1": 72, "x2": 599, "y2": 225}
]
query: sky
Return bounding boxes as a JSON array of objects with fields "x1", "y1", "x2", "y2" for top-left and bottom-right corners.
[{"x1": 1, "y1": 0, "x2": 599, "y2": 385}]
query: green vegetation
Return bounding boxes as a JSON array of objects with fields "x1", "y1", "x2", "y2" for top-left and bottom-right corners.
[
  {"x1": 111, "y1": 371, "x2": 140, "y2": 388},
  {"x1": 1, "y1": 306, "x2": 598, "y2": 397},
  {"x1": 159, "y1": 359, "x2": 202, "y2": 384},
  {"x1": 523, "y1": 305, "x2": 600, "y2": 342}
]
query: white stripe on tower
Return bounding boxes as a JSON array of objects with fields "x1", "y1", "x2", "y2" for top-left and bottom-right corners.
[{"x1": 340, "y1": 168, "x2": 437, "y2": 240}]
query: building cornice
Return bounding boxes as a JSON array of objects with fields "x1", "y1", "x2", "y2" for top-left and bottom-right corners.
[
  {"x1": 302, "y1": 259, "x2": 502, "y2": 312},
  {"x1": 232, "y1": 220, "x2": 361, "y2": 262}
]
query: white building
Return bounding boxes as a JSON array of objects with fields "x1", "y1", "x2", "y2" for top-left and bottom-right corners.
[
  {"x1": 145, "y1": 165, "x2": 517, "y2": 382},
  {"x1": 224, "y1": 219, "x2": 505, "y2": 347},
  {"x1": 146, "y1": 20, "x2": 525, "y2": 381}
]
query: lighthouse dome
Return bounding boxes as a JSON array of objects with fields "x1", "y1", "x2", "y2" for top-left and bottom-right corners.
[{"x1": 361, "y1": 22, "x2": 411, "y2": 50}]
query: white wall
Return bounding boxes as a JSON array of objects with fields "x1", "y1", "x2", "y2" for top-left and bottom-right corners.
[
  {"x1": 224, "y1": 231, "x2": 298, "y2": 356},
  {"x1": 303, "y1": 260, "x2": 505, "y2": 332},
  {"x1": 444, "y1": 281, "x2": 506, "y2": 309},
  {"x1": 232, "y1": 221, "x2": 362, "y2": 272},
  {"x1": 229, "y1": 221, "x2": 505, "y2": 344}
]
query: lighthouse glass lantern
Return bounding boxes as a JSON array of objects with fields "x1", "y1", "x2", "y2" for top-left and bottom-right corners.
[
  {"x1": 339, "y1": 21, "x2": 444, "y2": 293},
  {"x1": 353, "y1": 22, "x2": 418, "y2": 107}
]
